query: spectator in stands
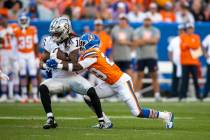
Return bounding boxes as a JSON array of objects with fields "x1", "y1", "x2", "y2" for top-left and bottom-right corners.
[
  {"x1": 190, "y1": 0, "x2": 205, "y2": 21},
  {"x1": 167, "y1": 24, "x2": 185, "y2": 97},
  {"x1": 127, "y1": 4, "x2": 145, "y2": 23},
  {"x1": 110, "y1": 14, "x2": 133, "y2": 76},
  {"x1": 36, "y1": 0, "x2": 57, "y2": 20},
  {"x1": 93, "y1": 19, "x2": 112, "y2": 57},
  {"x1": 112, "y1": 2, "x2": 127, "y2": 20},
  {"x1": 81, "y1": 0, "x2": 97, "y2": 19},
  {"x1": 202, "y1": 34, "x2": 210, "y2": 98},
  {"x1": 176, "y1": 4, "x2": 194, "y2": 23},
  {"x1": 203, "y1": 4, "x2": 210, "y2": 21},
  {"x1": 3, "y1": 0, "x2": 22, "y2": 9},
  {"x1": 145, "y1": 2, "x2": 162, "y2": 23},
  {"x1": 8, "y1": 1, "x2": 23, "y2": 20},
  {"x1": 133, "y1": 16, "x2": 161, "y2": 100},
  {"x1": 27, "y1": 2, "x2": 39, "y2": 20},
  {"x1": 96, "y1": 3, "x2": 113, "y2": 20},
  {"x1": 179, "y1": 23, "x2": 202, "y2": 101},
  {"x1": 160, "y1": 2, "x2": 176, "y2": 23}
]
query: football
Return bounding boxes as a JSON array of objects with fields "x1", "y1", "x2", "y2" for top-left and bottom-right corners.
[{"x1": 56, "y1": 48, "x2": 69, "y2": 61}]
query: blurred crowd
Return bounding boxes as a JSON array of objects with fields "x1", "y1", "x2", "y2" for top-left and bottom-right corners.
[
  {"x1": 0, "y1": 0, "x2": 209, "y2": 22},
  {"x1": 0, "y1": 0, "x2": 210, "y2": 103}
]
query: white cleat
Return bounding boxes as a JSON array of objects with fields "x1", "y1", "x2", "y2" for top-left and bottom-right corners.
[
  {"x1": 92, "y1": 113, "x2": 113, "y2": 129},
  {"x1": 0, "y1": 94, "x2": 8, "y2": 102},
  {"x1": 165, "y1": 112, "x2": 174, "y2": 129}
]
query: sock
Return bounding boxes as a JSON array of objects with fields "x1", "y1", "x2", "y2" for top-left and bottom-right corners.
[
  {"x1": 1, "y1": 84, "x2": 8, "y2": 96},
  {"x1": 138, "y1": 108, "x2": 159, "y2": 119},
  {"x1": 47, "y1": 112, "x2": 54, "y2": 118},
  {"x1": 39, "y1": 84, "x2": 52, "y2": 114},
  {"x1": 21, "y1": 86, "x2": 27, "y2": 97},
  {"x1": 14, "y1": 84, "x2": 19, "y2": 96},
  {"x1": 31, "y1": 77, "x2": 38, "y2": 99},
  {"x1": 155, "y1": 92, "x2": 160, "y2": 97},
  {"x1": 87, "y1": 87, "x2": 104, "y2": 121},
  {"x1": 158, "y1": 112, "x2": 168, "y2": 120},
  {"x1": 32, "y1": 86, "x2": 38, "y2": 99},
  {"x1": 98, "y1": 117, "x2": 104, "y2": 122}
]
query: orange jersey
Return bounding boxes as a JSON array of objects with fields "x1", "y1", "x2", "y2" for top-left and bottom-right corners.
[
  {"x1": 180, "y1": 33, "x2": 201, "y2": 65},
  {"x1": 80, "y1": 48, "x2": 123, "y2": 85},
  {"x1": 13, "y1": 26, "x2": 38, "y2": 53},
  {"x1": 0, "y1": 24, "x2": 17, "y2": 50},
  {"x1": 93, "y1": 31, "x2": 112, "y2": 54}
]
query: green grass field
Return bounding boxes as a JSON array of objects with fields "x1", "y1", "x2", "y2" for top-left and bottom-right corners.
[{"x1": 0, "y1": 102, "x2": 209, "y2": 140}]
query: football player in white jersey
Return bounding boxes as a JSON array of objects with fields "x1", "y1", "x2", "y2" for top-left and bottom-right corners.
[
  {"x1": 0, "y1": 16, "x2": 19, "y2": 102},
  {"x1": 39, "y1": 17, "x2": 112, "y2": 129}
]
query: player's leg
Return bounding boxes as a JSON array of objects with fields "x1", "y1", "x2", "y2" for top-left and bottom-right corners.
[
  {"x1": 0, "y1": 79, "x2": 8, "y2": 102},
  {"x1": 39, "y1": 78, "x2": 66, "y2": 129},
  {"x1": 0, "y1": 53, "x2": 9, "y2": 102},
  {"x1": 84, "y1": 82, "x2": 116, "y2": 127},
  {"x1": 114, "y1": 73, "x2": 174, "y2": 128},
  {"x1": 28, "y1": 56, "x2": 38, "y2": 102},
  {"x1": 12, "y1": 61, "x2": 21, "y2": 101},
  {"x1": 19, "y1": 58, "x2": 29, "y2": 103},
  {"x1": 69, "y1": 75, "x2": 112, "y2": 128},
  {"x1": 203, "y1": 64, "x2": 210, "y2": 98}
]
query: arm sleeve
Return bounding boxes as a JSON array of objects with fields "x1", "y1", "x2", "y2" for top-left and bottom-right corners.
[{"x1": 78, "y1": 58, "x2": 97, "y2": 69}]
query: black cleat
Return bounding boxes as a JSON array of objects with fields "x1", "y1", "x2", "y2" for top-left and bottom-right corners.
[{"x1": 43, "y1": 117, "x2": 58, "y2": 129}]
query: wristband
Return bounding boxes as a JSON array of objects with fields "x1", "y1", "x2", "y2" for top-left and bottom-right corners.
[
  {"x1": 43, "y1": 63, "x2": 47, "y2": 69},
  {"x1": 57, "y1": 64, "x2": 63, "y2": 69},
  {"x1": 68, "y1": 63, "x2": 73, "y2": 71}
]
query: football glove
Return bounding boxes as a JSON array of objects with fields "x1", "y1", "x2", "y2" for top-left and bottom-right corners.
[{"x1": 46, "y1": 59, "x2": 58, "y2": 69}]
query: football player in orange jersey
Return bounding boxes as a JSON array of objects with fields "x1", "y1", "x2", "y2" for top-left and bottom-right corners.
[
  {"x1": 13, "y1": 14, "x2": 39, "y2": 103},
  {"x1": 0, "y1": 16, "x2": 20, "y2": 102},
  {"x1": 46, "y1": 33, "x2": 174, "y2": 129}
]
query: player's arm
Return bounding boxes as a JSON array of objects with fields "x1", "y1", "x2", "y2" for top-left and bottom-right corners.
[
  {"x1": 61, "y1": 57, "x2": 97, "y2": 71},
  {"x1": 68, "y1": 49, "x2": 79, "y2": 63},
  {"x1": 40, "y1": 50, "x2": 50, "y2": 70}
]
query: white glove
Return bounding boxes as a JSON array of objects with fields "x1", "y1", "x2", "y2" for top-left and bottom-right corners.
[
  {"x1": 50, "y1": 48, "x2": 62, "y2": 63},
  {"x1": 0, "y1": 71, "x2": 9, "y2": 80}
]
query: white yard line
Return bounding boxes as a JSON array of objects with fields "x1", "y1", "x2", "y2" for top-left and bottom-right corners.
[{"x1": 0, "y1": 116, "x2": 194, "y2": 120}]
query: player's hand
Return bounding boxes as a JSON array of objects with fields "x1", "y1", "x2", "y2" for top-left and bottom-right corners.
[
  {"x1": 0, "y1": 71, "x2": 9, "y2": 80},
  {"x1": 46, "y1": 59, "x2": 58, "y2": 69}
]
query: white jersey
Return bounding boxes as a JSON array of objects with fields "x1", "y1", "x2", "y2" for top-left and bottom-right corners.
[
  {"x1": 202, "y1": 34, "x2": 210, "y2": 64},
  {"x1": 41, "y1": 36, "x2": 80, "y2": 78}
]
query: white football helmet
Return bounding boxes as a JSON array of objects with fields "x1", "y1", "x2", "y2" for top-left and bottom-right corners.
[
  {"x1": 49, "y1": 16, "x2": 73, "y2": 43},
  {"x1": 18, "y1": 14, "x2": 30, "y2": 29}
]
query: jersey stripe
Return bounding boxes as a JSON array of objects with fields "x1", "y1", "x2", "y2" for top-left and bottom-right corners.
[{"x1": 83, "y1": 51, "x2": 97, "y2": 58}]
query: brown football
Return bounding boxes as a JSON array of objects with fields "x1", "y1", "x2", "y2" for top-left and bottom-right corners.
[{"x1": 56, "y1": 48, "x2": 69, "y2": 61}]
